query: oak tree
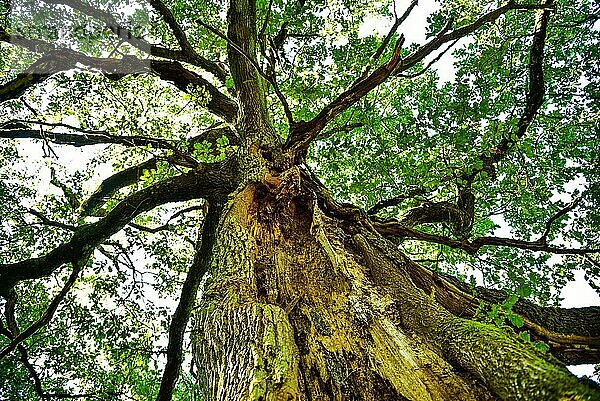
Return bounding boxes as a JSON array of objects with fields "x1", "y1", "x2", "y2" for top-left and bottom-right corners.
[{"x1": 0, "y1": 0, "x2": 599, "y2": 399}]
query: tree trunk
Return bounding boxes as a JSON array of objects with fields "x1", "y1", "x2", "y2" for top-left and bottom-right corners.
[{"x1": 192, "y1": 168, "x2": 599, "y2": 401}]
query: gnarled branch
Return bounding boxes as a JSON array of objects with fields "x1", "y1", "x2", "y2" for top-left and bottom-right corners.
[
  {"x1": 0, "y1": 49, "x2": 238, "y2": 121},
  {"x1": 0, "y1": 161, "x2": 237, "y2": 295},
  {"x1": 372, "y1": 220, "x2": 600, "y2": 256}
]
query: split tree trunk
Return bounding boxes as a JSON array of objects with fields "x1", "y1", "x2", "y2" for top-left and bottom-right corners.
[{"x1": 191, "y1": 168, "x2": 599, "y2": 401}]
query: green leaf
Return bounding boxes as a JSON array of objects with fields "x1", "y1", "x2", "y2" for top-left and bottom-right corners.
[{"x1": 507, "y1": 313, "x2": 524, "y2": 328}]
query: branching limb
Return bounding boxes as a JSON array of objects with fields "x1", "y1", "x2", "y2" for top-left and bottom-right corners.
[
  {"x1": 147, "y1": 0, "x2": 228, "y2": 79},
  {"x1": 155, "y1": 201, "x2": 222, "y2": 401},
  {"x1": 372, "y1": 220, "x2": 600, "y2": 255},
  {"x1": 0, "y1": 48, "x2": 238, "y2": 121},
  {"x1": 0, "y1": 162, "x2": 237, "y2": 295},
  {"x1": 284, "y1": 36, "x2": 406, "y2": 159},
  {"x1": 378, "y1": 2, "x2": 553, "y2": 240},
  {"x1": 284, "y1": 1, "x2": 553, "y2": 161},
  {"x1": 43, "y1": 0, "x2": 226, "y2": 80},
  {"x1": 395, "y1": 1, "x2": 554, "y2": 75}
]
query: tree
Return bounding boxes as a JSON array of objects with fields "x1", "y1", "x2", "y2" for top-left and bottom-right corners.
[{"x1": 0, "y1": 0, "x2": 599, "y2": 399}]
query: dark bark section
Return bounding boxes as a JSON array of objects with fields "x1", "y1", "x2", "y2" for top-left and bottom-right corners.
[
  {"x1": 0, "y1": 162, "x2": 237, "y2": 295},
  {"x1": 155, "y1": 201, "x2": 223, "y2": 401}
]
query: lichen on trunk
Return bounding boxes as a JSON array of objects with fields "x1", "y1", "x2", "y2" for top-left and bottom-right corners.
[{"x1": 190, "y1": 169, "x2": 597, "y2": 401}]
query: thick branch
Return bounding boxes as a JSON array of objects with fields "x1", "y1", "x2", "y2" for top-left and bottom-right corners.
[
  {"x1": 0, "y1": 162, "x2": 237, "y2": 295},
  {"x1": 405, "y1": 260, "x2": 600, "y2": 364},
  {"x1": 0, "y1": 49, "x2": 237, "y2": 121},
  {"x1": 355, "y1": 231, "x2": 598, "y2": 400},
  {"x1": 79, "y1": 158, "x2": 158, "y2": 216},
  {"x1": 43, "y1": 0, "x2": 226, "y2": 80},
  {"x1": 155, "y1": 201, "x2": 222, "y2": 401}
]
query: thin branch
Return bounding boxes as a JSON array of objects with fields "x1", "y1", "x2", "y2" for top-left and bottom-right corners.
[
  {"x1": 372, "y1": 0, "x2": 418, "y2": 62},
  {"x1": 368, "y1": 188, "x2": 427, "y2": 215},
  {"x1": 1, "y1": 294, "x2": 119, "y2": 399},
  {"x1": 128, "y1": 205, "x2": 205, "y2": 234},
  {"x1": 0, "y1": 119, "x2": 177, "y2": 148},
  {"x1": 27, "y1": 209, "x2": 76, "y2": 231},
  {"x1": 372, "y1": 220, "x2": 600, "y2": 256},
  {"x1": 0, "y1": 262, "x2": 81, "y2": 360},
  {"x1": 398, "y1": 38, "x2": 460, "y2": 79},
  {"x1": 539, "y1": 196, "x2": 582, "y2": 244}
]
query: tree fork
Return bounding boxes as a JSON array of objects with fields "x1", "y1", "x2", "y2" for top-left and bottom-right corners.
[{"x1": 190, "y1": 171, "x2": 600, "y2": 400}]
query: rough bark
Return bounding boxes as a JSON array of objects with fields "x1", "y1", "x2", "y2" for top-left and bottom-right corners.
[{"x1": 191, "y1": 170, "x2": 600, "y2": 401}]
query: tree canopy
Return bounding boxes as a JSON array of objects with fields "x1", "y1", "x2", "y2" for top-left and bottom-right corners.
[{"x1": 0, "y1": 0, "x2": 599, "y2": 399}]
